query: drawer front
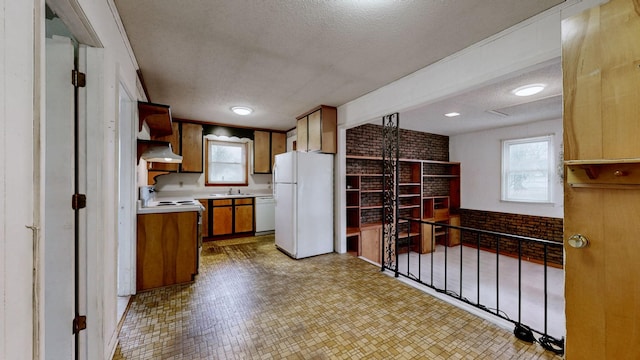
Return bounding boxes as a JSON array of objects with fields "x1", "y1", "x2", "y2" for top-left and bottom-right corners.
[
  {"x1": 234, "y1": 198, "x2": 254, "y2": 205},
  {"x1": 212, "y1": 199, "x2": 233, "y2": 206}
]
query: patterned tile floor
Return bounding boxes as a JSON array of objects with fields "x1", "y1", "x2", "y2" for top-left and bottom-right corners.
[{"x1": 113, "y1": 235, "x2": 561, "y2": 359}]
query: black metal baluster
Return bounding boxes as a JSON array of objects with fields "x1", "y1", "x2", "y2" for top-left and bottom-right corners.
[
  {"x1": 459, "y1": 228, "x2": 463, "y2": 300},
  {"x1": 496, "y1": 235, "x2": 500, "y2": 316},
  {"x1": 477, "y1": 233, "x2": 481, "y2": 305},
  {"x1": 518, "y1": 238, "x2": 522, "y2": 324},
  {"x1": 544, "y1": 244, "x2": 549, "y2": 336}
]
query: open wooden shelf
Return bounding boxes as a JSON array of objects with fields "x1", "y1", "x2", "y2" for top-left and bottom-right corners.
[{"x1": 565, "y1": 158, "x2": 640, "y2": 188}]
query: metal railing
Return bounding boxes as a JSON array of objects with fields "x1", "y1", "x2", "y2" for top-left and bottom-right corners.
[{"x1": 387, "y1": 217, "x2": 565, "y2": 356}]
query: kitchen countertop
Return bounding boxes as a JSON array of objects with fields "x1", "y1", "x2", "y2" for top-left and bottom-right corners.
[{"x1": 136, "y1": 199, "x2": 204, "y2": 215}]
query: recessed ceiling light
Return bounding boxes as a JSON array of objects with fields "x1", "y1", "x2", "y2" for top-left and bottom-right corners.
[
  {"x1": 231, "y1": 106, "x2": 253, "y2": 115},
  {"x1": 444, "y1": 112, "x2": 461, "y2": 117},
  {"x1": 512, "y1": 84, "x2": 546, "y2": 97}
]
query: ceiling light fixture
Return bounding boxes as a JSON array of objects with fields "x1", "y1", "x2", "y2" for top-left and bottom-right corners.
[
  {"x1": 231, "y1": 106, "x2": 253, "y2": 116},
  {"x1": 512, "y1": 84, "x2": 546, "y2": 97},
  {"x1": 444, "y1": 112, "x2": 461, "y2": 117}
]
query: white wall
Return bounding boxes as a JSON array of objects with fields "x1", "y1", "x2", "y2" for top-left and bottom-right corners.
[
  {"x1": 450, "y1": 119, "x2": 564, "y2": 218},
  {"x1": 1, "y1": 1, "x2": 41, "y2": 359},
  {"x1": 334, "y1": 0, "x2": 605, "y2": 252}
]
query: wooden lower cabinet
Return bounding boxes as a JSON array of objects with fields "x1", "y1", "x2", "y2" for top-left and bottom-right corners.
[
  {"x1": 212, "y1": 200, "x2": 233, "y2": 236},
  {"x1": 204, "y1": 197, "x2": 254, "y2": 239},
  {"x1": 360, "y1": 225, "x2": 382, "y2": 264},
  {"x1": 448, "y1": 215, "x2": 461, "y2": 247},
  {"x1": 136, "y1": 211, "x2": 198, "y2": 291},
  {"x1": 234, "y1": 198, "x2": 254, "y2": 233},
  {"x1": 420, "y1": 222, "x2": 436, "y2": 254}
]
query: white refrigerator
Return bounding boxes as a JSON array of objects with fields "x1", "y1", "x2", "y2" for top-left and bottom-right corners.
[{"x1": 273, "y1": 151, "x2": 334, "y2": 259}]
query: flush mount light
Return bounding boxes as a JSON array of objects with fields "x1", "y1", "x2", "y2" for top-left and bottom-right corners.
[
  {"x1": 231, "y1": 106, "x2": 253, "y2": 116},
  {"x1": 512, "y1": 84, "x2": 546, "y2": 97},
  {"x1": 444, "y1": 112, "x2": 461, "y2": 117}
]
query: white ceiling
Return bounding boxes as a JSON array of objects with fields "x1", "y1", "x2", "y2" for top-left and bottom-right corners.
[{"x1": 114, "y1": 0, "x2": 564, "y2": 133}]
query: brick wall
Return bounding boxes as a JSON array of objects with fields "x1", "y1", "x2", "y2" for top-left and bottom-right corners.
[
  {"x1": 346, "y1": 123, "x2": 449, "y2": 161},
  {"x1": 460, "y1": 209, "x2": 564, "y2": 267}
]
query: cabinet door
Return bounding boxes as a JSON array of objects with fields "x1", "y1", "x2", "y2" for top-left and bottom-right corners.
[
  {"x1": 234, "y1": 204, "x2": 254, "y2": 233},
  {"x1": 271, "y1": 132, "x2": 286, "y2": 168},
  {"x1": 360, "y1": 226, "x2": 381, "y2": 264},
  {"x1": 212, "y1": 206, "x2": 233, "y2": 235},
  {"x1": 421, "y1": 223, "x2": 435, "y2": 254},
  {"x1": 448, "y1": 215, "x2": 460, "y2": 246},
  {"x1": 136, "y1": 212, "x2": 198, "y2": 291},
  {"x1": 320, "y1": 106, "x2": 337, "y2": 154},
  {"x1": 149, "y1": 121, "x2": 180, "y2": 172},
  {"x1": 253, "y1": 130, "x2": 271, "y2": 173},
  {"x1": 307, "y1": 110, "x2": 321, "y2": 152},
  {"x1": 198, "y1": 199, "x2": 209, "y2": 238},
  {"x1": 180, "y1": 123, "x2": 203, "y2": 173},
  {"x1": 296, "y1": 117, "x2": 308, "y2": 152}
]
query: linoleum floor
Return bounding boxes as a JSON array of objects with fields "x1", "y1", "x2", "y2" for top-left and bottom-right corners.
[{"x1": 113, "y1": 235, "x2": 561, "y2": 359}]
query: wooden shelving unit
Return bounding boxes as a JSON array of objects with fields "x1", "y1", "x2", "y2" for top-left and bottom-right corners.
[{"x1": 346, "y1": 155, "x2": 461, "y2": 264}]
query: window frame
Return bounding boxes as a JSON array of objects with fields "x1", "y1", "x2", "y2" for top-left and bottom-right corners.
[
  {"x1": 205, "y1": 139, "x2": 249, "y2": 187},
  {"x1": 501, "y1": 135, "x2": 553, "y2": 204}
]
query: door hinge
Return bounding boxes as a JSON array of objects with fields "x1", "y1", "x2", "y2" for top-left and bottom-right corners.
[
  {"x1": 73, "y1": 315, "x2": 87, "y2": 334},
  {"x1": 72, "y1": 70, "x2": 86, "y2": 87},
  {"x1": 72, "y1": 194, "x2": 87, "y2": 210}
]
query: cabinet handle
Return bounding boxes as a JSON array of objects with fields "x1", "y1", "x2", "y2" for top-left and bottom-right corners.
[{"x1": 613, "y1": 170, "x2": 627, "y2": 176}]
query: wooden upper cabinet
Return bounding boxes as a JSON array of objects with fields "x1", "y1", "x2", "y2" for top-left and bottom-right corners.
[
  {"x1": 254, "y1": 130, "x2": 271, "y2": 173},
  {"x1": 307, "y1": 110, "x2": 322, "y2": 152},
  {"x1": 180, "y1": 122, "x2": 203, "y2": 173},
  {"x1": 148, "y1": 122, "x2": 180, "y2": 172},
  {"x1": 296, "y1": 117, "x2": 308, "y2": 152},
  {"x1": 296, "y1": 105, "x2": 336, "y2": 154},
  {"x1": 271, "y1": 132, "x2": 286, "y2": 167},
  {"x1": 254, "y1": 130, "x2": 287, "y2": 174}
]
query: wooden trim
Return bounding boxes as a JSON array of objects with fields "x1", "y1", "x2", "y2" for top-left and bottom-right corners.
[
  {"x1": 173, "y1": 116, "x2": 288, "y2": 133},
  {"x1": 204, "y1": 139, "x2": 249, "y2": 187}
]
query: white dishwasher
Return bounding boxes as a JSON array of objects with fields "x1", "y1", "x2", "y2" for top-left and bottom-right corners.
[{"x1": 255, "y1": 196, "x2": 275, "y2": 234}]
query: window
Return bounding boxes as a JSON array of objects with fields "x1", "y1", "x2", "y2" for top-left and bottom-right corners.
[
  {"x1": 205, "y1": 139, "x2": 248, "y2": 186},
  {"x1": 501, "y1": 135, "x2": 552, "y2": 203}
]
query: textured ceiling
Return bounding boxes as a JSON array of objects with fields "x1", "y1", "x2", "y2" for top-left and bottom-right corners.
[
  {"x1": 400, "y1": 58, "x2": 563, "y2": 135},
  {"x1": 114, "y1": 0, "x2": 564, "y2": 132}
]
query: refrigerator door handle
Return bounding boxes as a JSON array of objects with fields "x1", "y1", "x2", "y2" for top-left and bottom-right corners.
[{"x1": 272, "y1": 163, "x2": 277, "y2": 200}]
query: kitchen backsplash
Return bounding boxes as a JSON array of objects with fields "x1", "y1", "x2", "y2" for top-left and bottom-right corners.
[{"x1": 152, "y1": 172, "x2": 273, "y2": 194}]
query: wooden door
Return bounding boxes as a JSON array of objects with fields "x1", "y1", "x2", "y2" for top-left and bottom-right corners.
[
  {"x1": 271, "y1": 132, "x2": 286, "y2": 169},
  {"x1": 254, "y1": 130, "x2": 271, "y2": 173},
  {"x1": 45, "y1": 36, "x2": 76, "y2": 360},
  {"x1": 234, "y1": 205, "x2": 254, "y2": 233},
  {"x1": 307, "y1": 110, "x2": 321, "y2": 152},
  {"x1": 562, "y1": 1, "x2": 640, "y2": 358},
  {"x1": 212, "y1": 205, "x2": 233, "y2": 236},
  {"x1": 360, "y1": 225, "x2": 381, "y2": 264},
  {"x1": 320, "y1": 106, "x2": 337, "y2": 154},
  {"x1": 180, "y1": 122, "x2": 203, "y2": 173},
  {"x1": 296, "y1": 117, "x2": 308, "y2": 152}
]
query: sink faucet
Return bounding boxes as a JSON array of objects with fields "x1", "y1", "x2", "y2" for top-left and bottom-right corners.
[{"x1": 228, "y1": 187, "x2": 233, "y2": 195}]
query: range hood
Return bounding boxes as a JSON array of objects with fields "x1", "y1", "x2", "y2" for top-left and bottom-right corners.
[{"x1": 137, "y1": 140, "x2": 182, "y2": 164}]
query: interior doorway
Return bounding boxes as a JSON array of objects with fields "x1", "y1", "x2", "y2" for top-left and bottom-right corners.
[{"x1": 117, "y1": 82, "x2": 136, "y2": 321}]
